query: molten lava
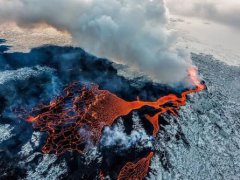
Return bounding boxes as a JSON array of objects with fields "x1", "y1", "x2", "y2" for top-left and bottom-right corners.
[
  {"x1": 26, "y1": 67, "x2": 205, "y2": 178},
  {"x1": 117, "y1": 152, "x2": 154, "y2": 180},
  {"x1": 145, "y1": 67, "x2": 205, "y2": 137}
]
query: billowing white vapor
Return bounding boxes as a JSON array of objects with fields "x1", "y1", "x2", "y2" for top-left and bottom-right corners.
[{"x1": 0, "y1": 0, "x2": 191, "y2": 83}]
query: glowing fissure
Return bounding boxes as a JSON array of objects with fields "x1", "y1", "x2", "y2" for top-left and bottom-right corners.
[{"x1": 26, "y1": 67, "x2": 205, "y2": 179}]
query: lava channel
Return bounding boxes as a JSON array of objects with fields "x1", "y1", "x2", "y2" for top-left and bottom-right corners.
[{"x1": 26, "y1": 67, "x2": 205, "y2": 179}]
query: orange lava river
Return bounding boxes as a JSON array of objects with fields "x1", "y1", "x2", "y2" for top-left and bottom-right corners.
[{"x1": 27, "y1": 67, "x2": 205, "y2": 179}]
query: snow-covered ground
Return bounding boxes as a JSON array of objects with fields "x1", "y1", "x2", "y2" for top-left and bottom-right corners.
[{"x1": 149, "y1": 54, "x2": 240, "y2": 180}]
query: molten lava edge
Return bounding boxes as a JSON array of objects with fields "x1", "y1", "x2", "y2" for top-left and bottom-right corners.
[
  {"x1": 117, "y1": 152, "x2": 154, "y2": 180},
  {"x1": 26, "y1": 67, "x2": 205, "y2": 179}
]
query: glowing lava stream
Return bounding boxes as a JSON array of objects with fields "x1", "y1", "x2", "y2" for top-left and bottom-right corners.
[
  {"x1": 145, "y1": 67, "x2": 205, "y2": 137},
  {"x1": 26, "y1": 67, "x2": 205, "y2": 179},
  {"x1": 27, "y1": 67, "x2": 205, "y2": 155}
]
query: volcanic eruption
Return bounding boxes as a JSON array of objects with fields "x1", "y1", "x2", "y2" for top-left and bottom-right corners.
[{"x1": 0, "y1": 0, "x2": 207, "y2": 179}]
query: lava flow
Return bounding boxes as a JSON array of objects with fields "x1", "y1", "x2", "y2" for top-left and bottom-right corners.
[
  {"x1": 27, "y1": 67, "x2": 204, "y2": 154},
  {"x1": 117, "y1": 152, "x2": 154, "y2": 180},
  {"x1": 145, "y1": 67, "x2": 205, "y2": 137},
  {"x1": 26, "y1": 67, "x2": 205, "y2": 179}
]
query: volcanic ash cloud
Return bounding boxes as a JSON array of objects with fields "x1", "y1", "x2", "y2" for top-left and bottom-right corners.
[{"x1": 0, "y1": 0, "x2": 191, "y2": 83}]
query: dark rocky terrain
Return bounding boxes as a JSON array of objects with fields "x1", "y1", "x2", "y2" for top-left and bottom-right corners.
[{"x1": 0, "y1": 39, "x2": 239, "y2": 179}]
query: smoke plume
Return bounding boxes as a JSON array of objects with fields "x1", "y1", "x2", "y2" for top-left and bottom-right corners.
[{"x1": 0, "y1": 0, "x2": 191, "y2": 83}]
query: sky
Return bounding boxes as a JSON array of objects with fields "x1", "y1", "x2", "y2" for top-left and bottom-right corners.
[{"x1": 166, "y1": 0, "x2": 240, "y2": 30}]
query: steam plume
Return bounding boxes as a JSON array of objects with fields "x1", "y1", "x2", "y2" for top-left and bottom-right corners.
[
  {"x1": 100, "y1": 114, "x2": 153, "y2": 151},
  {"x1": 0, "y1": 0, "x2": 191, "y2": 83}
]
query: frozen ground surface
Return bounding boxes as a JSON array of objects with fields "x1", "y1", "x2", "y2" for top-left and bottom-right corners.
[{"x1": 149, "y1": 53, "x2": 240, "y2": 180}]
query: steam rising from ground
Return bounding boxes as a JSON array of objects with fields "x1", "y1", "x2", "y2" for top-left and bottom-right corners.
[
  {"x1": 0, "y1": 0, "x2": 191, "y2": 83},
  {"x1": 100, "y1": 114, "x2": 153, "y2": 151}
]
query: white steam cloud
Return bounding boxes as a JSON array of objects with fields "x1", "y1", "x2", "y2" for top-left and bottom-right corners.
[
  {"x1": 100, "y1": 114, "x2": 153, "y2": 151},
  {"x1": 0, "y1": 0, "x2": 191, "y2": 83}
]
